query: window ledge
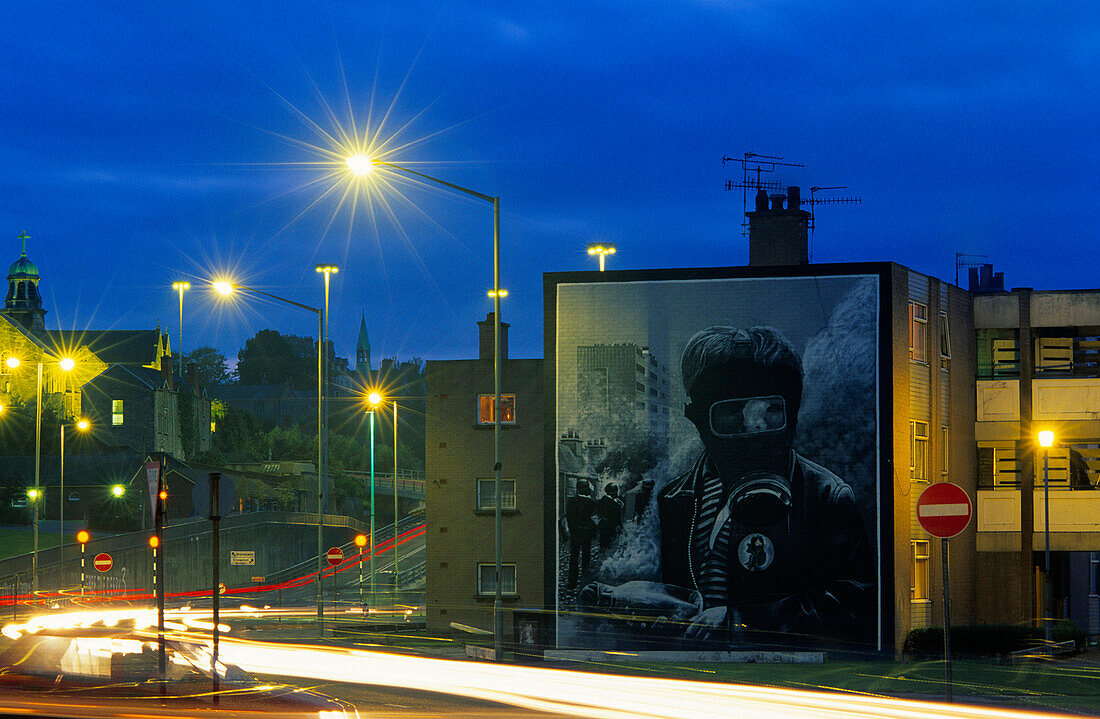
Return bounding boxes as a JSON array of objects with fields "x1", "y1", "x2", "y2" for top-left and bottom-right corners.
[
  {"x1": 474, "y1": 509, "x2": 519, "y2": 515},
  {"x1": 475, "y1": 594, "x2": 520, "y2": 602},
  {"x1": 475, "y1": 423, "x2": 518, "y2": 429}
]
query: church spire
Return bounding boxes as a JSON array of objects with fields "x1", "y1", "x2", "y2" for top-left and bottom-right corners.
[
  {"x1": 1, "y1": 232, "x2": 46, "y2": 333},
  {"x1": 356, "y1": 312, "x2": 371, "y2": 373}
]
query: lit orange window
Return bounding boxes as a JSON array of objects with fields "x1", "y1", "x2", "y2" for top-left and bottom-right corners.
[{"x1": 478, "y1": 394, "x2": 515, "y2": 424}]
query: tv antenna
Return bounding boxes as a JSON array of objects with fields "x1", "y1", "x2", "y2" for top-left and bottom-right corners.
[
  {"x1": 955, "y1": 253, "x2": 989, "y2": 287},
  {"x1": 723, "y1": 153, "x2": 862, "y2": 259}
]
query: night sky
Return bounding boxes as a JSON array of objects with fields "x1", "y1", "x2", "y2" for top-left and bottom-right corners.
[{"x1": 2, "y1": 2, "x2": 1095, "y2": 364}]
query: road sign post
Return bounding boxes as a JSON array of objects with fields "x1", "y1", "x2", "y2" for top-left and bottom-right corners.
[
  {"x1": 917, "y1": 482, "x2": 973, "y2": 703},
  {"x1": 93, "y1": 553, "x2": 113, "y2": 572},
  {"x1": 208, "y1": 472, "x2": 221, "y2": 705},
  {"x1": 327, "y1": 547, "x2": 343, "y2": 606}
]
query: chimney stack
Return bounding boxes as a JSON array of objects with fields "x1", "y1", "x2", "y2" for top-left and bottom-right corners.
[
  {"x1": 477, "y1": 312, "x2": 509, "y2": 361},
  {"x1": 747, "y1": 185, "x2": 810, "y2": 267}
]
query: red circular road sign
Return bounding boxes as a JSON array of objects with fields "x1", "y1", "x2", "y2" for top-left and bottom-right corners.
[
  {"x1": 93, "y1": 552, "x2": 113, "y2": 572},
  {"x1": 326, "y1": 547, "x2": 344, "y2": 566},
  {"x1": 917, "y1": 482, "x2": 973, "y2": 538}
]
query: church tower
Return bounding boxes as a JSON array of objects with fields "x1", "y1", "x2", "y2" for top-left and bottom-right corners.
[
  {"x1": 356, "y1": 312, "x2": 371, "y2": 374},
  {"x1": 2, "y1": 232, "x2": 46, "y2": 333}
]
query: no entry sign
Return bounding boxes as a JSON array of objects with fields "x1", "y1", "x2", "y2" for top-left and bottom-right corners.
[
  {"x1": 917, "y1": 482, "x2": 972, "y2": 538},
  {"x1": 326, "y1": 547, "x2": 344, "y2": 566},
  {"x1": 93, "y1": 553, "x2": 113, "y2": 572}
]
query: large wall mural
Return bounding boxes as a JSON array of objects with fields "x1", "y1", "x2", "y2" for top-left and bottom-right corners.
[{"x1": 554, "y1": 274, "x2": 882, "y2": 652}]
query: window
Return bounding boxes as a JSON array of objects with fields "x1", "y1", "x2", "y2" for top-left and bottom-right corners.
[
  {"x1": 909, "y1": 302, "x2": 928, "y2": 362},
  {"x1": 111, "y1": 399, "x2": 124, "y2": 426},
  {"x1": 939, "y1": 313, "x2": 951, "y2": 369},
  {"x1": 477, "y1": 394, "x2": 515, "y2": 424},
  {"x1": 0, "y1": 352, "x2": 10, "y2": 375},
  {"x1": 992, "y1": 338, "x2": 1020, "y2": 377},
  {"x1": 477, "y1": 563, "x2": 517, "y2": 596},
  {"x1": 477, "y1": 479, "x2": 516, "y2": 510},
  {"x1": 993, "y1": 447, "x2": 1020, "y2": 488},
  {"x1": 636, "y1": 364, "x2": 645, "y2": 375},
  {"x1": 911, "y1": 540, "x2": 930, "y2": 600},
  {"x1": 1036, "y1": 337, "x2": 1074, "y2": 374},
  {"x1": 635, "y1": 382, "x2": 646, "y2": 393},
  {"x1": 910, "y1": 421, "x2": 928, "y2": 481},
  {"x1": 635, "y1": 401, "x2": 646, "y2": 410},
  {"x1": 941, "y1": 426, "x2": 949, "y2": 476}
]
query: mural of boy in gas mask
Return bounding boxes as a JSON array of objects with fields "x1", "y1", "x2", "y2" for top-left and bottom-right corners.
[{"x1": 658, "y1": 325, "x2": 874, "y2": 644}]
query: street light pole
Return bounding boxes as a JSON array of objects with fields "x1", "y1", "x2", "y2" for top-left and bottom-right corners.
[
  {"x1": 212, "y1": 280, "x2": 326, "y2": 633},
  {"x1": 393, "y1": 401, "x2": 399, "y2": 597},
  {"x1": 368, "y1": 406, "x2": 376, "y2": 604},
  {"x1": 348, "y1": 157, "x2": 505, "y2": 657},
  {"x1": 33, "y1": 361, "x2": 41, "y2": 592},
  {"x1": 1038, "y1": 430, "x2": 1055, "y2": 650},
  {"x1": 315, "y1": 264, "x2": 338, "y2": 627}
]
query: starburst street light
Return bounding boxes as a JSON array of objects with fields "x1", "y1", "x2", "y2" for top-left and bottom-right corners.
[{"x1": 347, "y1": 154, "x2": 507, "y2": 659}]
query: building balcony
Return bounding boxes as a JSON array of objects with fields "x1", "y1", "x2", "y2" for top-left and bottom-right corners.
[
  {"x1": 976, "y1": 489, "x2": 1100, "y2": 551},
  {"x1": 977, "y1": 377, "x2": 1100, "y2": 426}
]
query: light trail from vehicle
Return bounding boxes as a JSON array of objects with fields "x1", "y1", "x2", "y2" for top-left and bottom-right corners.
[
  {"x1": 213, "y1": 638, "x2": 1081, "y2": 719},
  {"x1": 0, "y1": 523, "x2": 425, "y2": 608},
  {"x1": 1, "y1": 605, "x2": 1082, "y2": 719}
]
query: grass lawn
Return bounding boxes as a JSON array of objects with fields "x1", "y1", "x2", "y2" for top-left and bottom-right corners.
[{"x1": 0, "y1": 526, "x2": 61, "y2": 560}]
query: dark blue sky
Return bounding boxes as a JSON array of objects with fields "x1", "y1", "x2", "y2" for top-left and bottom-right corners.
[{"x1": 2, "y1": 2, "x2": 1096, "y2": 363}]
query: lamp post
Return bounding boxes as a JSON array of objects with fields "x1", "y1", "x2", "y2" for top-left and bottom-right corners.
[
  {"x1": 1037, "y1": 429, "x2": 1055, "y2": 649},
  {"x1": 7, "y1": 355, "x2": 76, "y2": 591},
  {"x1": 347, "y1": 156, "x2": 506, "y2": 656},
  {"x1": 367, "y1": 391, "x2": 381, "y2": 606},
  {"x1": 586, "y1": 243, "x2": 617, "y2": 271},
  {"x1": 315, "y1": 265, "x2": 338, "y2": 603},
  {"x1": 212, "y1": 279, "x2": 327, "y2": 633},
  {"x1": 393, "y1": 400, "x2": 399, "y2": 597},
  {"x1": 172, "y1": 281, "x2": 190, "y2": 375},
  {"x1": 59, "y1": 418, "x2": 90, "y2": 573}
]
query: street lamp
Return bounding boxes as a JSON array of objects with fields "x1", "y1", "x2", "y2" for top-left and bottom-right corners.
[
  {"x1": 1037, "y1": 429, "x2": 1055, "y2": 649},
  {"x1": 60, "y1": 418, "x2": 90, "y2": 571},
  {"x1": 212, "y1": 279, "x2": 327, "y2": 633},
  {"x1": 172, "y1": 282, "x2": 190, "y2": 375},
  {"x1": 8, "y1": 354, "x2": 76, "y2": 591},
  {"x1": 315, "y1": 264, "x2": 339, "y2": 599},
  {"x1": 348, "y1": 155, "x2": 506, "y2": 656},
  {"x1": 392, "y1": 399, "x2": 399, "y2": 597},
  {"x1": 586, "y1": 243, "x2": 617, "y2": 271},
  {"x1": 366, "y1": 391, "x2": 381, "y2": 606}
]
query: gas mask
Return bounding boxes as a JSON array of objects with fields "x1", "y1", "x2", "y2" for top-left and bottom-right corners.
[{"x1": 686, "y1": 394, "x2": 793, "y2": 527}]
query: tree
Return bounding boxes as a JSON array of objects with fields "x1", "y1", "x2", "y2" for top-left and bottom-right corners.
[
  {"x1": 183, "y1": 346, "x2": 232, "y2": 387},
  {"x1": 235, "y1": 330, "x2": 317, "y2": 390}
]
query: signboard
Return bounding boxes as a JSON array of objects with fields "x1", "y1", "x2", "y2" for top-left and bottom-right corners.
[
  {"x1": 326, "y1": 547, "x2": 344, "y2": 566},
  {"x1": 917, "y1": 482, "x2": 972, "y2": 538},
  {"x1": 251, "y1": 576, "x2": 265, "y2": 583},
  {"x1": 218, "y1": 582, "x2": 226, "y2": 595},
  {"x1": 145, "y1": 460, "x2": 160, "y2": 525},
  {"x1": 93, "y1": 553, "x2": 113, "y2": 572},
  {"x1": 230, "y1": 550, "x2": 256, "y2": 566}
]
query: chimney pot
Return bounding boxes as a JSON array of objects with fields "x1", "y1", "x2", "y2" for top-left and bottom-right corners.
[
  {"x1": 755, "y1": 188, "x2": 769, "y2": 212},
  {"x1": 787, "y1": 186, "x2": 800, "y2": 209},
  {"x1": 769, "y1": 193, "x2": 786, "y2": 211}
]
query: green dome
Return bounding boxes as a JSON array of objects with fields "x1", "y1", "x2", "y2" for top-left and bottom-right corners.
[{"x1": 8, "y1": 254, "x2": 38, "y2": 278}]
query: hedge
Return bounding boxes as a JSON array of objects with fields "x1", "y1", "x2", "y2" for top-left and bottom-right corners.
[{"x1": 903, "y1": 621, "x2": 1086, "y2": 658}]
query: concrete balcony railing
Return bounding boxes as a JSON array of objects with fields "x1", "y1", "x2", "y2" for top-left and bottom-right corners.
[
  {"x1": 977, "y1": 377, "x2": 1100, "y2": 422},
  {"x1": 977, "y1": 489, "x2": 1100, "y2": 551}
]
